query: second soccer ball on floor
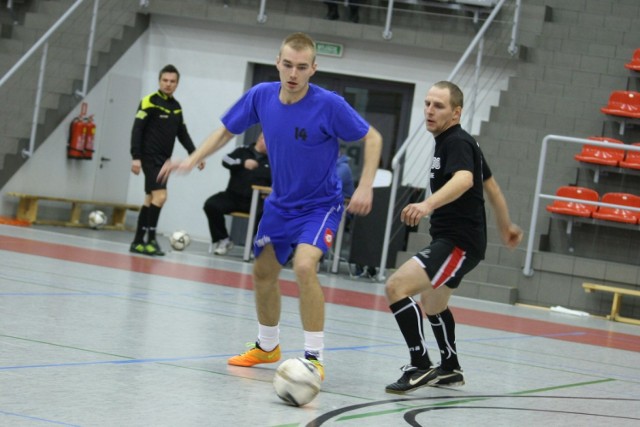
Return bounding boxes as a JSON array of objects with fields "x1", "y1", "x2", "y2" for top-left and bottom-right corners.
[{"x1": 170, "y1": 230, "x2": 191, "y2": 251}]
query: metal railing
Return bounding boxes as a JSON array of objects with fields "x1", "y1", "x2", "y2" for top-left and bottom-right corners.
[
  {"x1": 0, "y1": 0, "x2": 100, "y2": 158},
  {"x1": 6, "y1": 0, "x2": 18, "y2": 24},
  {"x1": 522, "y1": 135, "x2": 640, "y2": 277},
  {"x1": 255, "y1": 0, "x2": 516, "y2": 46},
  {"x1": 0, "y1": 0, "x2": 148, "y2": 158}
]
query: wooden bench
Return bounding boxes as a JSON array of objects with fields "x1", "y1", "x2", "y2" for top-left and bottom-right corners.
[
  {"x1": 230, "y1": 211, "x2": 250, "y2": 219},
  {"x1": 7, "y1": 192, "x2": 140, "y2": 230},
  {"x1": 582, "y1": 282, "x2": 640, "y2": 325}
]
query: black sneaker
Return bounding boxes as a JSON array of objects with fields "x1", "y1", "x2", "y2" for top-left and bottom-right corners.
[
  {"x1": 385, "y1": 365, "x2": 429, "y2": 394},
  {"x1": 386, "y1": 365, "x2": 464, "y2": 394},
  {"x1": 423, "y1": 366, "x2": 465, "y2": 387},
  {"x1": 145, "y1": 240, "x2": 165, "y2": 256},
  {"x1": 130, "y1": 242, "x2": 146, "y2": 254}
]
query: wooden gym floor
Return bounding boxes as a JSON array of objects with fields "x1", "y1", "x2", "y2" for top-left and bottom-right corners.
[{"x1": 0, "y1": 224, "x2": 639, "y2": 426}]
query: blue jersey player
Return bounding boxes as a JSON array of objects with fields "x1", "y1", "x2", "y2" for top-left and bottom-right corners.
[{"x1": 159, "y1": 32, "x2": 383, "y2": 381}]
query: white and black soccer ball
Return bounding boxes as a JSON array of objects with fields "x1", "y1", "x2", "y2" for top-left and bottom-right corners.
[
  {"x1": 88, "y1": 210, "x2": 107, "y2": 229},
  {"x1": 170, "y1": 230, "x2": 191, "y2": 251},
  {"x1": 273, "y1": 357, "x2": 322, "y2": 407}
]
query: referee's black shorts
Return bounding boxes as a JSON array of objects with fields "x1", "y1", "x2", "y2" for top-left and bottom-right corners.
[{"x1": 142, "y1": 160, "x2": 167, "y2": 194}]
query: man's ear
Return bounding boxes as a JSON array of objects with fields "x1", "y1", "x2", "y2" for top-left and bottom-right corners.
[{"x1": 453, "y1": 106, "x2": 462, "y2": 121}]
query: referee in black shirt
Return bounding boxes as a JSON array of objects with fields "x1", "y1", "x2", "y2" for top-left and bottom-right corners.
[{"x1": 129, "y1": 64, "x2": 204, "y2": 256}]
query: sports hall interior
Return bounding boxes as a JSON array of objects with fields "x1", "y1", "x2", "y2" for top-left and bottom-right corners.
[{"x1": 0, "y1": 1, "x2": 639, "y2": 426}]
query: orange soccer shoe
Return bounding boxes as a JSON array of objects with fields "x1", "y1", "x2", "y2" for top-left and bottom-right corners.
[
  {"x1": 228, "y1": 342, "x2": 281, "y2": 367},
  {"x1": 306, "y1": 357, "x2": 325, "y2": 381}
]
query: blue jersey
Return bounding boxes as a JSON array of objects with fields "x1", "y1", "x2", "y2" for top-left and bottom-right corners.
[{"x1": 222, "y1": 82, "x2": 369, "y2": 210}]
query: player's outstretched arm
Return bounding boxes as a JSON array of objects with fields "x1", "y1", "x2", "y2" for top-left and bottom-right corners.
[
  {"x1": 158, "y1": 127, "x2": 235, "y2": 183},
  {"x1": 401, "y1": 170, "x2": 472, "y2": 227},
  {"x1": 347, "y1": 126, "x2": 382, "y2": 216},
  {"x1": 483, "y1": 176, "x2": 523, "y2": 249}
]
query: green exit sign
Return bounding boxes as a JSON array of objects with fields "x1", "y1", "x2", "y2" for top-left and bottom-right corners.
[{"x1": 316, "y1": 41, "x2": 344, "y2": 58}]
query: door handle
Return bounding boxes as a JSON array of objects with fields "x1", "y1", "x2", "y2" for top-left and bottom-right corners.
[{"x1": 99, "y1": 157, "x2": 111, "y2": 169}]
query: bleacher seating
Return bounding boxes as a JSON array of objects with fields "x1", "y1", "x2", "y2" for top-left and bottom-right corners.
[
  {"x1": 619, "y1": 142, "x2": 640, "y2": 170},
  {"x1": 574, "y1": 137, "x2": 626, "y2": 183},
  {"x1": 625, "y1": 48, "x2": 640, "y2": 90},
  {"x1": 546, "y1": 186, "x2": 599, "y2": 218},
  {"x1": 592, "y1": 192, "x2": 640, "y2": 224},
  {"x1": 625, "y1": 48, "x2": 640, "y2": 72},
  {"x1": 574, "y1": 137, "x2": 625, "y2": 167},
  {"x1": 546, "y1": 186, "x2": 599, "y2": 251},
  {"x1": 546, "y1": 186, "x2": 640, "y2": 252},
  {"x1": 600, "y1": 90, "x2": 640, "y2": 135}
]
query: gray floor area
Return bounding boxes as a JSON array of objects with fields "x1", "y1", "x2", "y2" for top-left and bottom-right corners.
[{"x1": 1, "y1": 224, "x2": 639, "y2": 427}]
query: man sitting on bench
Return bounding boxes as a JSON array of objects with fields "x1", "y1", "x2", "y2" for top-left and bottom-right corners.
[{"x1": 203, "y1": 132, "x2": 271, "y2": 255}]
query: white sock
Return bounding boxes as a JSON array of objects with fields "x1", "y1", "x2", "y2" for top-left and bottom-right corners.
[
  {"x1": 257, "y1": 324, "x2": 279, "y2": 352},
  {"x1": 304, "y1": 330, "x2": 324, "y2": 361}
]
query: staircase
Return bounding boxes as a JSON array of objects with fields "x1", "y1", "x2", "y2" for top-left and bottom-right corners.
[
  {"x1": 395, "y1": 0, "x2": 640, "y2": 311},
  {"x1": 0, "y1": 0, "x2": 149, "y2": 189}
]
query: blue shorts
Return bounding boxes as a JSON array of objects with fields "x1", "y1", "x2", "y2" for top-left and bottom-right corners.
[{"x1": 253, "y1": 198, "x2": 343, "y2": 265}]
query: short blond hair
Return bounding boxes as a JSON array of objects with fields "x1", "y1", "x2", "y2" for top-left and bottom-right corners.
[{"x1": 280, "y1": 32, "x2": 316, "y2": 63}]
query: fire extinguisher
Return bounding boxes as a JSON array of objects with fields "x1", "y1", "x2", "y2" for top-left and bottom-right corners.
[
  {"x1": 83, "y1": 115, "x2": 96, "y2": 160},
  {"x1": 67, "y1": 115, "x2": 86, "y2": 159}
]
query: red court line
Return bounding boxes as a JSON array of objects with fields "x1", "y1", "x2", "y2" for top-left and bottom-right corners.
[{"x1": 1, "y1": 235, "x2": 639, "y2": 353}]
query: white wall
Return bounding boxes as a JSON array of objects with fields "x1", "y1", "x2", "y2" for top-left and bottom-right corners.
[{"x1": 1, "y1": 15, "x2": 513, "y2": 242}]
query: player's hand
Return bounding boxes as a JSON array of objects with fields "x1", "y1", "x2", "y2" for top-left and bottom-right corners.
[
  {"x1": 346, "y1": 186, "x2": 373, "y2": 216},
  {"x1": 502, "y1": 224, "x2": 523, "y2": 249},
  {"x1": 401, "y1": 202, "x2": 431, "y2": 227},
  {"x1": 158, "y1": 158, "x2": 195, "y2": 183},
  {"x1": 131, "y1": 159, "x2": 141, "y2": 175},
  {"x1": 244, "y1": 159, "x2": 258, "y2": 170}
]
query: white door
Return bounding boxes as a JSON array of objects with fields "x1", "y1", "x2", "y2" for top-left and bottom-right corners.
[{"x1": 92, "y1": 74, "x2": 141, "y2": 202}]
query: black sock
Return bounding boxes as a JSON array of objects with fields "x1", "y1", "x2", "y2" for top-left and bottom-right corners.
[
  {"x1": 147, "y1": 204, "x2": 162, "y2": 242},
  {"x1": 427, "y1": 308, "x2": 460, "y2": 370},
  {"x1": 133, "y1": 205, "x2": 149, "y2": 243},
  {"x1": 390, "y1": 297, "x2": 431, "y2": 369}
]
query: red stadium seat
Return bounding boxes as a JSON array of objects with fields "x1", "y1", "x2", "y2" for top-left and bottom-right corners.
[
  {"x1": 625, "y1": 48, "x2": 640, "y2": 72},
  {"x1": 600, "y1": 91, "x2": 640, "y2": 118},
  {"x1": 600, "y1": 91, "x2": 640, "y2": 135},
  {"x1": 619, "y1": 142, "x2": 640, "y2": 170},
  {"x1": 574, "y1": 136, "x2": 625, "y2": 167},
  {"x1": 546, "y1": 186, "x2": 599, "y2": 218},
  {"x1": 592, "y1": 192, "x2": 640, "y2": 224}
]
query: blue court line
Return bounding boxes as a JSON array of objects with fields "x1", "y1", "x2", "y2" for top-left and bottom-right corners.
[
  {"x1": 0, "y1": 410, "x2": 81, "y2": 426},
  {"x1": 0, "y1": 332, "x2": 588, "y2": 373},
  {"x1": 0, "y1": 353, "x2": 226, "y2": 371},
  {"x1": 463, "y1": 330, "x2": 588, "y2": 340},
  {"x1": 0, "y1": 343, "x2": 396, "y2": 372},
  {"x1": 0, "y1": 292, "x2": 137, "y2": 297}
]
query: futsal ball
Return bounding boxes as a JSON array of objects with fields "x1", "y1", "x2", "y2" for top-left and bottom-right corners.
[
  {"x1": 273, "y1": 358, "x2": 322, "y2": 407},
  {"x1": 88, "y1": 210, "x2": 107, "y2": 229},
  {"x1": 170, "y1": 230, "x2": 191, "y2": 251}
]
